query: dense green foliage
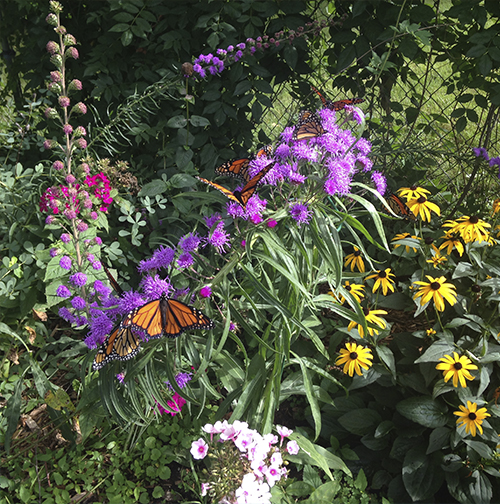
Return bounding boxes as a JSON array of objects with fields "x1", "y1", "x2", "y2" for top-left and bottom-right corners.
[{"x1": 1, "y1": 1, "x2": 500, "y2": 503}]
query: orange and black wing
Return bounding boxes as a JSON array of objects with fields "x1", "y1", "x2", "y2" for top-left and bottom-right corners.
[
  {"x1": 124, "y1": 295, "x2": 214, "y2": 339},
  {"x1": 196, "y1": 176, "x2": 242, "y2": 205},
  {"x1": 385, "y1": 192, "x2": 417, "y2": 221},
  {"x1": 293, "y1": 110, "x2": 325, "y2": 141},
  {"x1": 255, "y1": 144, "x2": 273, "y2": 158},
  {"x1": 330, "y1": 98, "x2": 365, "y2": 111},
  {"x1": 233, "y1": 161, "x2": 275, "y2": 207},
  {"x1": 215, "y1": 158, "x2": 252, "y2": 182},
  {"x1": 103, "y1": 265, "x2": 124, "y2": 296},
  {"x1": 311, "y1": 85, "x2": 328, "y2": 106},
  {"x1": 92, "y1": 324, "x2": 141, "y2": 371}
]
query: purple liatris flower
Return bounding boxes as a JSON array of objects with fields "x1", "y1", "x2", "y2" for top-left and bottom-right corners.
[
  {"x1": 289, "y1": 203, "x2": 312, "y2": 226},
  {"x1": 204, "y1": 213, "x2": 222, "y2": 228},
  {"x1": 59, "y1": 256, "x2": 72, "y2": 270},
  {"x1": 69, "y1": 272, "x2": 87, "y2": 287},
  {"x1": 207, "y1": 222, "x2": 231, "y2": 253},
  {"x1": 71, "y1": 296, "x2": 86, "y2": 310},
  {"x1": 473, "y1": 147, "x2": 489, "y2": 160},
  {"x1": 56, "y1": 285, "x2": 71, "y2": 298},
  {"x1": 141, "y1": 274, "x2": 171, "y2": 300},
  {"x1": 177, "y1": 252, "x2": 194, "y2": 269},
  {"x1": 371, "y1": 171, "x2": 387, "y2": 195},
  {"x1": 179, "y1": 232, "x2": 201, "y2": 252}
]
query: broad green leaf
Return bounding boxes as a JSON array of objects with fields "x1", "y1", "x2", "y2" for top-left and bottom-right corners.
[
  {"x1": 396, "y1": 396, "x2": 447, "y2": 428},
  {"x1": 338, "y1": 409, "x2": 382, "y2": 435}
]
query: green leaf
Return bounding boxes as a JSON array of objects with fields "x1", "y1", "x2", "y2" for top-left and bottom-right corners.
[
  {"x1": 139, "y1": 180, "x2": 168, "y2": 197},
  {"x1": 167, "y1": 116, "x2": 188, "y2": 128},
  {"x1": 234, "y1": 80, "x2": 252, "y2": 95},
  {"x1": 338, "y1": 409, "x2": 382, "y2": 435},
  {"x1": 5, "y1": 378, "x2": 23, "y2": 454},
  {"x1": 402, "y1": 447, "x2": 443, "y2": 501},
  {"x1": 304, "y1": 481, "x2": 341, "y2": 503},
  {"x1": 121, "y1": 30, "x2": 133, "y2": 46},
  {"x1": 414, "y1": 340, "x2": 454, "y2": 363},
  {"x1": 465, "y1": 440, "x2": 492, "y2": 458},
  {"x1": 396, "y1": 396, "x2": 447, "y2": 428},
  {"x1": 189, "y1": 115, "x2": 210, "y2": 127},
  {"x1": 427, "y1": 426, "x2": 450, "y2": 454},
  {"x1": 376, "y1": 345, "x2": 396, "y2": 376},
  {"x1": 109, "y1": 23, "x2": 130, "y2": 33},
  {"x1": 284, "y1": 45, "x2": 298, "y2": 69}
]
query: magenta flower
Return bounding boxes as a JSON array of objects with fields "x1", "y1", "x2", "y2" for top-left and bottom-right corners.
[
  {"x1": 59, "y1": 256, "x2": 72, "y2": 270},
  {"x1": 289, "y1": 203, "x2": 312, "y2": 226},
  {"x1": 200, "y1": 286, "x2": 212, "y2": 298}
]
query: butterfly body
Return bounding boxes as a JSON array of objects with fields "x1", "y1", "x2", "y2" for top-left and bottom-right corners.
[
  {"x1": 197, "y1": 161, "x2": 274, "y2": 209},
  {"x1": 311, "y1": 85, "x2": 364, "y2": 111},
  {"x1": 123, "y1": 293, "x2": 214, "y2": 340}
]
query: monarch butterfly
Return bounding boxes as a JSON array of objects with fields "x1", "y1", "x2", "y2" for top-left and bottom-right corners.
[
  {"x1": 385, "y1": 191, "x2": 417, "y2": 221},
  {"x1": 92, "y1": 324, "x2": 141, "y2": 371},
  {"x1": 311, "y1": 85, "x2": 364, "y2": 111},
  {"x1": 215, "y1": 144, "x2": 273, "y2": 183},
  {"x1": 121, "y1": 293, "x2": 214, "y2": 340},
  {"x1": 293, "y1": 110, "x2": 326, "y2": 141},
  {"x1": 197, "y1": 161, "x2": 274, "y2": 209}
]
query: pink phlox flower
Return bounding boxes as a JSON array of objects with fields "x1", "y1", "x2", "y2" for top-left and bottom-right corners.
[
  {"x1": 247, "y1": 438, "x2": 271, "y2": 463},
  {"x1": 219, "y1": 423, "x2": 238, "y2": 441},
  {"x1": 263, "y1": 433, "x2": 278, "y2": 447},
  {"x1": 269, "y1": 451, "x2": 283, "y2": 466},
  {"x1": 190, "y1": 438, "x2": 208, "y2": 460},
  {"x1": 286, "y1": 440, "x2": 299, "y2": 455},
  {"x1": 264, "y1": 464, "x2": 282, "y2": 487},
  {"x1": 234, "y1": 431, "x2": 254, "y2": 453},
  {"x1": 201, "y1": 482, "x2": 210, "y2": 497},
  {"x1": 276, "y1": 425, "x2": 293, "y2": 445},
  {"x1": 202, "y1": 423, "x2": 221, "y2": 441}
]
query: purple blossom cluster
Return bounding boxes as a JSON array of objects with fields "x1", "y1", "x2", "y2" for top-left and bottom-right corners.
[
  {"x1": 155, "y1": 372, "x2": 193, "y2": 416},
  {"x1": 473, "y1": 146, "x2": 500, "y2": 179},
  {"x1": 191, "y1": 422, "x2": 299, "y2": 503},
  {"x1": 188, "y1": 18, "x2": 345, "y2": 80}
]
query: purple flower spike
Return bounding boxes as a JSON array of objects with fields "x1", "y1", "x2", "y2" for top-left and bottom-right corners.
[{"x1": 289, "y1": 203, "x2": 312, "y2": 226}]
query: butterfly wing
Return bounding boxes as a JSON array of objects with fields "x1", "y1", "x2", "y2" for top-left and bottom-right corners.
[
  {"x1": 234, "y1": 161, "x2": 275, "y2": 207},
  {"x1": 385, "y1": 193, "x2": 416, "y2": 221},
  {"x1": 125, "y1": 298, "x2": 164, "y2": 339},
  {"x1": 92, "y1": 325, "x2": 141, "y2": 371},
  {"x1": 103, "y1": 265, "x2": 124, "y2": 296},
  {"x1": 311, "y1": 85, "x2": 328, "y2": 106},
  {"x1": 196, "y1": 176, "x2": 242, "y2": 205},
  {"x1": 162, "y1": 298, "x2": 214, "y2": 338},
  {"x1": 330, "y1": 98, "x2": 365, "y2": 111},
  {"x1": 293, "y1": 110, "x2": 325, "y2": 141},
  {"x1": 215, "y1": 158, "x2": 252, "y2": 182},
  {"x1": 255, "y1": 144, "x2": 273, "y2": 158}
]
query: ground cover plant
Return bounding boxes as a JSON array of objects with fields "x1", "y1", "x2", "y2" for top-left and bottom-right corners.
[{"x1": 1, "y1": 1, "x2": 500, "y2": 503}]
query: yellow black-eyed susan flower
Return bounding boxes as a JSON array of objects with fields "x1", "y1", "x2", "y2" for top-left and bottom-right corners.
[
  {"x1": 348, "y1": 307, "x2": 387, "y2": 337},
  {"x1": 398, "y1": 186, "x2": 431, "y2": 200},
  {"x1": 392, "y1": 232, "x2": 420, "y2": 253},
  {"x1": 442, "y1": 215, "x2": 491, "y2": 244},
  {"x1": 454, "y1": 401, "x2": 490, "y2": 436},
  {"x1": 439, "y1": 233, "x2": 464, "y2": 257},
  {"x1": 426, "y1": 246, "x2": 448, "y2": 269},
  {"x1": 344, "y1": 247, "x2": 365, "y2": 273},
  {"x1": 407, "y1": 195, "x2": 441, "y2": 222},
  {"x1": 365, "y1": 268, "x2": 396, "y2": 295},
  {"x1": 413, "y1": 275, "x2": 457, "y2": 312},
  {"x1": 335, "y1": 342, "x2": 373, "y2": 377},
  {"x1": 436, "y1": 352, "x2": 477, "y2": 388},
  {"x1": 329, "y1": 281, "x2": 365, "y2": 304}
]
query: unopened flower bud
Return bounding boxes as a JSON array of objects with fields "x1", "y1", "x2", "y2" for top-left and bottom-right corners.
[
  {"x1": 65, "y1": 47, "x2": 79, "y2": 59},
  {"x1": 50, "y1": 54, "x2": 63, "y2": 68},
  {"x1": 182, "y1": 62, "x2": 194, "y2": 76},
  {"x1": 50, "y1": 71, "x2": 62, "y2": 82},
  {"x1": 55, "y1": 25, "x2": 67, "y2": 35},
  {"x1": 58, "y1": 96, "x2": 70, "y2": 107},
  {"x1": 68, "y1": 79, "x2": 82, "y2": 92},
  {"x1": 44, "y1": 107, "x2": 59, "y2": 119},
  {"x1": 49, "y1": 1, "x2": 63, "y2": 13},
  {"x1": 48, "y1": 82, "x2": 62, "y2": 94},
  {"x1": 79, "y1": 163, "x2": 90, "y2": 174},
  {"x1": 74, "y1": 126, "x2": 86, "y2": 137},
  {"x1": 52, "y1": 160, "x2": 64, "y2": 171},
  {"x1": 65, "y1": 174, "x2": 76, "y2": 184},
  {"x1": 71, "y1": 102, "x2": 87, "y2": 115},
  {"x1": 43, "y1": 139, "x2": 54, "y2": 150},
  {"x1": 46, "y1": 41, "x2": 59, "y2": 55},
  {"x1": 77, "y1": 138, "x2": 87, "y2": 149},
  {"x1": 63, "y1": 124, "x2": 73, "y2": 135},
  {"x1": 46, "y1": 13, "x2": 58, "y2": 26},
  {"x1": 63, "y1": 34, "x2": 76, "y2": 46}
]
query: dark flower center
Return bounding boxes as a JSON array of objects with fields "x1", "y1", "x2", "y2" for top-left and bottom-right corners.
[
  {"x1": 418, "y1": 196, "x2": 427, "y2": 203},
  {"x1": 410, "y1": 185, "x2": 417, "y2": 190},
  {"x1": 453, "y1": 362, "x2": 463, "y2": 370},
  {"x1": 472, "y1": 284, "x2": 481, "y2": 293},
  {"x1": 363, "y1": 307, "x2": 370, "y2": 315},
  {"x1": 346, "y1": 285, "x2": 352, "y2": 291},
  {"x1": 350, "y1": 352, "x2": 358, "y2": 360},
  {"x1": 379, "y1": 271, "x2": 387, "y2": 278},
  {"x1": 468, "y1": 413, "x2": 477, "y2": 420},
  {"x1": 430, "y1": 282, "x2": 441, "y2": 290},
  {"x1": 470, "y1": 216, "x2": 479, "y2": 224},
  {"x1": 354, "y1": 250, "x2": 361, "y2": 257},
  {"x1": 424, "y1": 237, "x2": 434, "y2": 245}
]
